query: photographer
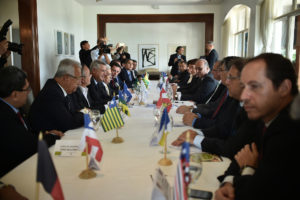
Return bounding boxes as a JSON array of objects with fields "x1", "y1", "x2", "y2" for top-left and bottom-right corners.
[
  {"x1": 168, "y1": 46, "x2": 186, "y2": 77},
  {"x1": 113, "y1": 43, "x2": 131, "y2": 63},
  {"x1": 91, "y1": 37, "x2": 112, "y2": 65},
  {"x1": 0, "y1": 40, "x2": 10, "y2": 68},
  {"x1": 0, "y1": 20, "x2": 23, "y2": 68}
]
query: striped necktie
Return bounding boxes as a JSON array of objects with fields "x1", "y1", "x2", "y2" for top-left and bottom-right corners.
[
  {"x1": 211, "y1": 91, "x2": 228, "y2": 119},
  {"x1": 17, "y1": 111, "x2": 28, "y2": 130}
]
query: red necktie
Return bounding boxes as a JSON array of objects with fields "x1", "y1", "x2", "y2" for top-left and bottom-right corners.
[
  {"x1": 211, "y1": 91, "x2": 228, "y2": 119},
  {"x1": 17, "y1": 111, "x2": 28, "y2": 130}
]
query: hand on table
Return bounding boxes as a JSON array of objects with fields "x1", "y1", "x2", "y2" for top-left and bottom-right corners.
[
  {"x1": 45, "y1": 130, "x2": 64, "y2": 137},
  {"x1": 214, "y1": 182, "x2": 235, "y2": 200},
  {"x1": 171, "y1": 129, "x2": 197, "y2": 146},
  {"x1": 234, "y1": 142, "x2": 259, "y2": 169},
  {"x1": 176, "y1": 105, "x2": 193, "y2": 114},
  {"x1": 182, "y1": 112, "x2": 198, "y2": 126}
]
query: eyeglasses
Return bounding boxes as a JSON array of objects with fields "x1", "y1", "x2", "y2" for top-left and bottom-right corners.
[
  {"x1": 226, "y1": 75, "x2": 240, "y2": 80},
  {"x1": 67, "y1": 74, "x2": 82, "y2": 80}
]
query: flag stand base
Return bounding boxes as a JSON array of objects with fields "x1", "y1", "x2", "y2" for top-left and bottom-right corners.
[
  {"x1": 112, "y1": 136, "x2": 124, "y2": 143},
  {"x1": 79, "y1": 169, "x2": 96, "y2": 179},
  {"x1": 158, "y1": 158, "x2": 172, "y2": 166}
]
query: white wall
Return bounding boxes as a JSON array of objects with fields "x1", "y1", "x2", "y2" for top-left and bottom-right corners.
[
  {"x1": 82, "y1": 4, "x2": 222, "y2": 57},
  {"x1": 37, "y1": 0, "x2": 84, "y2": 87},
  {"x1": 0, "y1": 0, "x2": 19, "y2": 28},
  {"x1": 107, "y1": 22, "x2": 205, "y2": 72}
]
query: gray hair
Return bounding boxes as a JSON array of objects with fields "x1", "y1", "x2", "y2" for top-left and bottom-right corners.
[
  {"x1": 207, "y1": 41, "x2": 214, "y2": 45},
  {"x1": 105, "y1": 64, "x2": 111, "y2": 70},
  {"x1": 55, "y1": 59, "x2": 81, "y2": 77},
  {"x1": 90, "y1": 60, "x2": 107, "y2": 71},
  {"x1": 198, "y1": 58, "x2": 209, "y2": 69}
]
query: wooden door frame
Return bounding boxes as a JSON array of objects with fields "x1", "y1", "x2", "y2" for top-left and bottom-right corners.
[
  {"x1": 97, "y1": 14, "x2": 214, "y2": 43},
  {"x1": 18, "y1": 0, "x2": 40, "y2": 97}
]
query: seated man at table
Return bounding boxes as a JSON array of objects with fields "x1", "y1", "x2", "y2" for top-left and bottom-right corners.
[
  {"x1": 172, "y1": 58, "x2": 248, "y2": 155},
  {"x1": 176, "y1": 60, "x2": 190, "y2": 87},
  {"x1": 29, "y1": 59, "x2": 83, "y2": 145},
  {"x1": 88, "y1": 60, "x2": 109, "y2": 113},
  {"x1": 180, "y1": 59, "x2": 218, "y2": 104},
  {"x1": 109, "y1": 61, "x2": 123, "y2": 94},
  {"x1": 214, "y1": 53, "x2": 299, "y2": 200},
  {"x1": 70, "y1": 65, "x2": 94, "y2": 112},
  {"x1": 0, "y1": 66, "x2": 63, "y2": 177},
  {"x1": 119, "y1": 59, "x2": 134, "y2": 88}
]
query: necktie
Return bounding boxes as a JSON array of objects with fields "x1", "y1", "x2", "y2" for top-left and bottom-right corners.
[
  {"x1": 104, "y1": 83, "x2": 110, "y2": 96},
  {"x1": 259, "y1": 125, "x2": 267, "y2": 160},
  {"x1": 65, "y1": 96, "x2": 71, "y2": 111},
  {"x1": 17, "y1": 111, "x2": 28, "y2": 130},
  {"x1": 211, "y1": 91, "x2": 228, "y2": 119}
]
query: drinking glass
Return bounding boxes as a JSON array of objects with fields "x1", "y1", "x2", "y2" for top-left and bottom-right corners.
[{"x1": 90, "y1": 109, "x2": 101, "y2": 131}]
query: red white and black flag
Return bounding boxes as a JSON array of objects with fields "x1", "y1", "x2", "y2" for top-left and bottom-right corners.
[{"x1": 37, "y1": 139, "x2": 64, "y2": 200}]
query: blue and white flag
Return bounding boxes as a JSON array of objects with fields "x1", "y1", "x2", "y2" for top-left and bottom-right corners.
[
  {"x1": 123, "y1": 82, "x2": 132, "y2": 103},
  {"x1": 109, "y1": 96, "x2": 117, "y2": 108}
]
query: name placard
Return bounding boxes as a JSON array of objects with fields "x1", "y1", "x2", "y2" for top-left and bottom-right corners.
[{"x1": 53, "y1": 140, "x2": 84, "y2": 157}]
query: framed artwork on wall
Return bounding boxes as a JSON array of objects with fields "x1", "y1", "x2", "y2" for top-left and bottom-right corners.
[
  {"x1": 70, "y1": 34, "x2": 75, "y2": 56},
  {"x1": 64, "y1": 32, "x2": 69, "y2": 55},
  {"x1": 55, "y1": 30, "x2": 63, "y2": 55},
  {"x1": 138, "y1": 44, "x2": 159, "y2": 70}
]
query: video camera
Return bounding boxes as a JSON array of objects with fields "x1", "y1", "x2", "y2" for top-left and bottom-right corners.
[
  {"x1": 99, "y1": 42, "x2": 113, "y2": 54},
  {"x1": 0, "y1": 19, "x2": 24, "y2": 55}
]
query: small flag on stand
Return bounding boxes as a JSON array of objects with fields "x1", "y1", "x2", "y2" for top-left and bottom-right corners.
[
  {"x1": 123, "y1": 82, "x2": 132, "y2": 103},
  {"x1": 37, "y1": 138, "x2": 64, "y2": 200},
  {"x1": 156, "y1": 88, "x2": 172, "y2": 113},
  {"x1": 119, "y1": 102, "x2": 131, "y2": 116},
  {"x1": 101, "y1": 106, "x2": 124, "y2": 132},
  {"x1": 150, "y1": 108, "x2": 172, "y2": 146},
  {"x1": 118, "y1": 90, "x2": 127, "y2": 105},
  {"x1": 109, "y1": 96, "x2": 117, "y2": 108},
  {"x1": 174, "y1": 140, "x2": 190, "y2": 200},
  {"x1": 79, "y1": 114, "x2": 103, "y2": 167}
]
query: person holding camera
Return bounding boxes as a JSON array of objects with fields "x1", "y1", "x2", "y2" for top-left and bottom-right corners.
[
  {"x1": 0, "y1": 39, "x2": 10, "y2": 68},
  {"x1": 91, "y1": 37, "x2": 112, "y2": 65},
  {"x1": 168, "y1": 46, "x2": 186, "y2": 79}
]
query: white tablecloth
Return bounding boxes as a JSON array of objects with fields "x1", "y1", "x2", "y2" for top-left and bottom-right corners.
[{"x1": 2, "y1": 81, "x2": 230, "y2": 200}]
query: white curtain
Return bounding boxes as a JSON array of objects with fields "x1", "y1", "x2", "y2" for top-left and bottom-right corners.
[
  {"x1": 222, "y1": 16, "x2": 234, "y2": 57},
  {"x1": 260, "y1": 0, "x2": 280, "y2": 52}
]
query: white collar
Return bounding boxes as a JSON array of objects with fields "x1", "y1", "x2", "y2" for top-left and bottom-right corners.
[{"x1": 57, "y1": 82, "x2": 67, "y2": 97}]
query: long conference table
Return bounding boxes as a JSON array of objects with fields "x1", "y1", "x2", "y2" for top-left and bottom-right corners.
[{"x1": 2, "y1": 81, "x2": 230, "y2": 200}]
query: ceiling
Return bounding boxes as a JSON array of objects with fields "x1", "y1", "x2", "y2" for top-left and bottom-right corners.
[{"x1": 74, "y1": 0, "x2": 223, "y2": 6}]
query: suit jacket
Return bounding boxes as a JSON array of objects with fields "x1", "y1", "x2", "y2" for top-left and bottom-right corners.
[
  {"x1": 119, "y1": 68, "x2": 134, "y2": 88},
  {"x1": 181, "y1": 73, "x2": 218, "y2": 104},
  {"x1": 192, "y1": 83, "x2": 227, "y2": 117},
  {"x1": 200, "y1": 108, "x2": 249, "y2": 157},
  {"x1": 193, "y1": 96, "x2": 239, "y2": 130},
  {"x1": 88, "y1": 78, "x2": 106, "y2": 114},
  {"x1": 177, "y1": 70, "x2": 190, "y2": 88},
  {"x1": 0, "y1": 100, "x2": 37, "y2": 177},
  {"x1": 131, "y1": 70, "x2": 138, "y2": 83},
  {"x1": 206, "y1": 49, "x2": 218, "y2": 70},
  {"x1": 70, "y1": 87, "x2": 94, "y2": 112},
  {"x1": 177, "y1": 76, "x2": 198, "y2": 95},
  {"x1": 219, "y1": 104, "x2": 300, "y2": 199},
  {"x1": 29, "y1": 79, "x2": 84, "y2": 135},
  {"x1": 168, "y1": 53, "x2": 186, "y2": 76}
]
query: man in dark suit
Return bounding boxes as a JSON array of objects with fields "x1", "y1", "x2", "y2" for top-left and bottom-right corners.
[
  {"x1": 214, "y1": 53, "x2": 299, "y2": 200},
  {"x1": 176, "y1": 60, "x2": 190, "y2": 87},
  {"x1": 88, "y1": 60, "x2": 109, "y2": 114},
  {"x1": 119, "y1": 59, "x2": 134, "y2": 88},
  {"x1": 131, "y1": 59, "x2": 138, "y2": 83},
  {"x1": 180, "y1": 59, "x2": 218, "y2": 104},
  {"x1": 204, "y1": 41, "x2": 218, "y2": 70},
  {"x1": 29, "y1": 59, "x2": 84, "y2": 145},
  {"x1": 0, "y1": 66, "x2": 63, "y2": 176},
  {"x1": 109, "y1": 62, "x2": 123, "y2": 95},
  {"x1": 70, "y1": 65, "x2": 94, "y2": 112},
  {"x1": 0, "y1": 66, "x2": 37, "y2": 177},
  {"x1": 168, "y1": 46, "x2": 186, "y2": 77},
  {"x1": 172, "y1": 58, "x2": 247, "y2": 154},
  {"x1": 79, "y1": 40, "x2": 98, "y2": 68}
]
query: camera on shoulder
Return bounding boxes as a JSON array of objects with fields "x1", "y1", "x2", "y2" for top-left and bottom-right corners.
[{"x1": 98, "y1": 42, "x2": 112, "y2": 54}]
